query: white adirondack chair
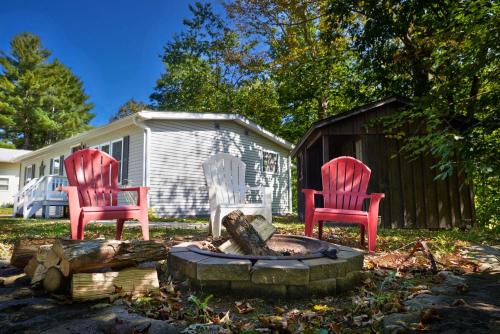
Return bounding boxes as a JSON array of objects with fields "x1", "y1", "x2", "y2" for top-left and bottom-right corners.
[{"x1": 203, "y1": 153, "x2": 272, "y2": 237}]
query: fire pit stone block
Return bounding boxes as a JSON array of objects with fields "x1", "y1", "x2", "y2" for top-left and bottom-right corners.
[
  {"x1": 168, "y1": 251, "x2": 209, "y2": 280},
  {"x1": 196, "y1": 258, "x2": 252, "y2": 281},
  {"x1": 336, "y1": 271, "x2": 365, "y2": 293},
  {"x1": 251, "y1": 260, "x2": 309, "y2": 285},
  {"x1": 301, "y1": 258, "x2": 348, "y2": 281},
  {"x1": 231, "y1": 281, "x2": 287, "y2": 298}
]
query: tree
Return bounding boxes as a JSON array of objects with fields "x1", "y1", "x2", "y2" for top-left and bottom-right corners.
[
  {"x1": 0, "y1": 33, "x2": 94, "y2": 149},
  {"x1": 225, "y1": 0, "x2": 370, "y2": 141},
  {"x1": 325, "y1": 0, "x2": 499, "y2": 224},
  {"x1": 151, "y1": 2, "x2": 284, "y2": 135},
  {"x1": 110, "y1": 99, "x2": 149, "y2": 122}
]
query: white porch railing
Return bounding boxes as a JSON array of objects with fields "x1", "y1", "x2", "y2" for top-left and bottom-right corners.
[{"x1": 13, "y1": 175, "x2": 68, "y2": 219}]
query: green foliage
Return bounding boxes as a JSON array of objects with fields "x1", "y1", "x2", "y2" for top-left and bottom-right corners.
[
  {"x1": 110, "y1": 98, "x2": 149, "y2": 122},
  {"x1": 151, "y1": 1, "x2": 498, "y2": 225},
  {"x1": 0, "y1": 32, "x2": 94, "y2": 149}
]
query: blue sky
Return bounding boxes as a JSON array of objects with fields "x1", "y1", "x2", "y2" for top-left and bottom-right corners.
[{"x1": 0, "y1": 0, "x2": 221, "y2": 126}]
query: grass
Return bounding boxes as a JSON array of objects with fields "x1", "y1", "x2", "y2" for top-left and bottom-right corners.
[
  {"x1": 0, "y1": 215, "x2": 497, "y2": 258},
  {"x1": 0, "y1": 207, "x2": 12, "y2": 215}
]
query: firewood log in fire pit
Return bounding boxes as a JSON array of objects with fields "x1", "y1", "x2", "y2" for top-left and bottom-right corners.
[{"x1": 221, "y1": 210, "x2": 279, "y2": 256}]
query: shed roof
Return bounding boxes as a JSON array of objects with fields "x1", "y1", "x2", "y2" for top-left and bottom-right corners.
[
  {"x1": 0, "y1": 148, "x2": 31, "y2": 162},
  {"x1": 291, "y1": 96, "x2": 410, "y2": 156},
  {"x1": 15, "y1": 111, "x2": 294, "y2": 162}
]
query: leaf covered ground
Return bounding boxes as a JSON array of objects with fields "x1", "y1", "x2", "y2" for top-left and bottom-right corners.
[{"x1": 0, "y1": 215, "x2": 498, "y2": 333}]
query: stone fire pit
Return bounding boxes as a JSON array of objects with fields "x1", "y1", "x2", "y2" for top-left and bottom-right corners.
[{"x1": 168, "y1": 235, "x2": 365, "y2": 298}]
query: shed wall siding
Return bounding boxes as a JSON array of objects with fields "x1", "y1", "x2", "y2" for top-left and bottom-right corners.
[
  {"x1": 147, "y1": 119, "x2": 290, "y2": 216},
  {"x1": 18, "y1": 125, "x2": 144, "y2": 191}
]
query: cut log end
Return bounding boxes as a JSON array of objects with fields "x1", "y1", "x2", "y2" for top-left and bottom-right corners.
[{"x1": 43, "y1": 267, "x2": 68, "y2": 293}]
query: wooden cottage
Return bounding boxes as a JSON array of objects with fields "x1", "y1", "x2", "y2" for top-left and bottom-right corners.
[{"x1": 292, "y1": 96, "x2": 475, "y2": 229}]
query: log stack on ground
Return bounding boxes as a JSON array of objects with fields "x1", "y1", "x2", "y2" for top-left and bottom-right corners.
[
  {"x1": 15, "y1": 238, "x2": 166, "y2": 299},
  {"x1": 10, "y1": 238, "x2": 56, "y2": 269},
  {"x1": 220, "y1": 210, "x2": 278, "y2": 256}
]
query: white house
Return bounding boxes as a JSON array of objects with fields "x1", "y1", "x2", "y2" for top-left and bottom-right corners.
[
  {"x1": 12, "y1": 111, "x2": 294, "y2": 217},
  {"x1": 0, "y1": 148, "x2": 31, "y2": 206}
]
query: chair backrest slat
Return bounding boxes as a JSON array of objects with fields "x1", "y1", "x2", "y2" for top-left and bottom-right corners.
[
  {"x1": 322, "y1": 156, "x2": 371, "y2": 210},
  {"x1": 64, "y1": 149, "x2": 119, "y2": 207},
  {"x1": 203, "y1": 153, "x2": 246, "y2": 206}
]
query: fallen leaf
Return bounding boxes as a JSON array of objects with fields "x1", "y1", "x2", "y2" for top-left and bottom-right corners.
[{"x1": 235, "y1": 301, "x2": 255, "y2": 314}]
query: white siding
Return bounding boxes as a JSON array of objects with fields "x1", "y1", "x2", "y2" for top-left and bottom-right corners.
[
  {"x1": 18, "y1": 125, "x2": 144, "y2": 191},
  {"x1": 0, "y1": 162, "x2": 21, "y2": 206},
  {"x1": 147, "y1": 120, "x2": 290, "y2": 216}
]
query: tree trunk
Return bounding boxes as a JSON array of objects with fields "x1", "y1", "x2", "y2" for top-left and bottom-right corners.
[
  {"x1": 71, "y1": 267, "x2": 159, "y2": 301},
  {"x1": 10, "y1": 238, "x2": 57, "y2": 268},
  {"x1": 52, "y1": 239, "x2": 168, "y2": 277},
  {"x1": 221, "y1": 210, "x2": 278, "y2": 256}
]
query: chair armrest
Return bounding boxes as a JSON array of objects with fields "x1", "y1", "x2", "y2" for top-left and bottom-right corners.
[
  {"x1": 118, "y1": 187, "x2": 149, "y2": 206},
  {"x1": 367, "y1": 193, "x2": 384, "y2": 224},
  {"x1": 59, "y1": 186, "x2": 81, "y2": 210},
  {"x1": 246, "y1": 185, "x2": 272, "y2": 206},
  {"x1": 302, "y1": 189, "x2": 322, "y2": 210}
]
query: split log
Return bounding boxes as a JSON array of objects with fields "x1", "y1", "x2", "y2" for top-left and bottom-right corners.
[
  {"x1": 52, "y1": 239, "x2": 168, "y2": 277},
  {"x1": 221, "y1": 210, "x2": 278, "y2": 256},
  {"x1": 71, "y1": 267, "x2": 159, "y2": 301},
  {"x1": 24, "y1": 257, "x2": 39, "y2": 277},
  {"x1": 10, "y1": 238, "x2": 56, "y2": 268},
  {"x1": 43, "y1": 267, "x2": 69, "y2": 293},
  {"x1": 31, "y1": 264, "x2": 47, "y2": 285},
  {"x1": 219, "y1": 214, "x2": 276, "y2": 255}
]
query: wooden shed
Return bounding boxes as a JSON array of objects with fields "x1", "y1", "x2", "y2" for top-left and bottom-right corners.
[{"x1": 292, "y1": 96, "x2": 475, "y2": 229}]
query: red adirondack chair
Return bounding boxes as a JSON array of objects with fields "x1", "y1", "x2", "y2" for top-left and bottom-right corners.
[
  {"x1": 302, "y1": 156, "x2": 384, "y2": 253},
  {"x1": 60, "y1": 148, "x2": 149, "y2": 240}
]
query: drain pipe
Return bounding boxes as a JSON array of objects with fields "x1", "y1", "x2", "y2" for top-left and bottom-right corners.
[{"x1": 133, "y1": 115, "x2": 151, "y2": 193}]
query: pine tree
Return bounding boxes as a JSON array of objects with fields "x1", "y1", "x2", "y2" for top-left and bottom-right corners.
[{"x1": 0, "y1": 32, "x2": 94, "y2": 149}]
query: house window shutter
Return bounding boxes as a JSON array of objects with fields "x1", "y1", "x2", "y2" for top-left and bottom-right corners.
[
  {"x1": 59, "y1": 155, "x2": 64, "y2": 175},
  {"x1": 24, "y1": 166, "x2": 27, "y2": 184},
  {"x1": 49, "y1": 159, "x2": 54, "y2": 174},
  {"x1": 122, "y1": 136, "x2": 130, "y2": 185},
  {"x1": 31, "y1": 164, "x2": 36, "y2": 178},
  {"x1": 39, "y1": 161, "x2": 45, "y2": 177}
]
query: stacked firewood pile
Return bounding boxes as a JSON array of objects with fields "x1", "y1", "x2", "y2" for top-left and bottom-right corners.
[{"x1": 10, "y1": 238, "x2": 168, "y2": 301}]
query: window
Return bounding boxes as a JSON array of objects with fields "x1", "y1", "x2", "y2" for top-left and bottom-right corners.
[
  {"x1": 111, "y1": 140, "x2": 123, "y2": 182},
  {"x1": 100, "y1": 143, "x2": 110, "y2": 154},
  {"x1": 51, "y1": 157, "x2": 61, "y2": 175},
  {"x1": 25, "y1": 165, "x2": 33, "y2": 183},
  {"x1": 92, "y1": 139, "x2": 124, "y2": 182},
  {"x1": 263, "y1": 151, "x2": 279, "y2": 173},
  {"x1": 0, "y1": 178, "x2": 8, "y2": 191}
]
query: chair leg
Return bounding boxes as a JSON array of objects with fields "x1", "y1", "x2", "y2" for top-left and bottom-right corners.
[
  {"x1": 318, "y1": 221, "x2": 324, "y2": 240},
  {"x1": 304, "y1": 213, "x2": 314, "y2": 237},
  {"x1": 212, "y1": 209, "x2": 222, "y2": 237},
  {"x1": 368, "y1": 217, "x2": 378, "y2": 253},
  {"x1": 360, "y1": 224, "x2": 366, "y2": 246},
  {"x1": 116, "y1": 219, "x2": 125, "y2": 240},
  {"x1": 139, "y1": 212, "x2": 150, "y2": 241},
  {"x1": 70, "y1": 216, "x2": 79, "y2": 240},
  {"x1": 77, "y1": 217, "x2": 86, "y2": 240}
]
